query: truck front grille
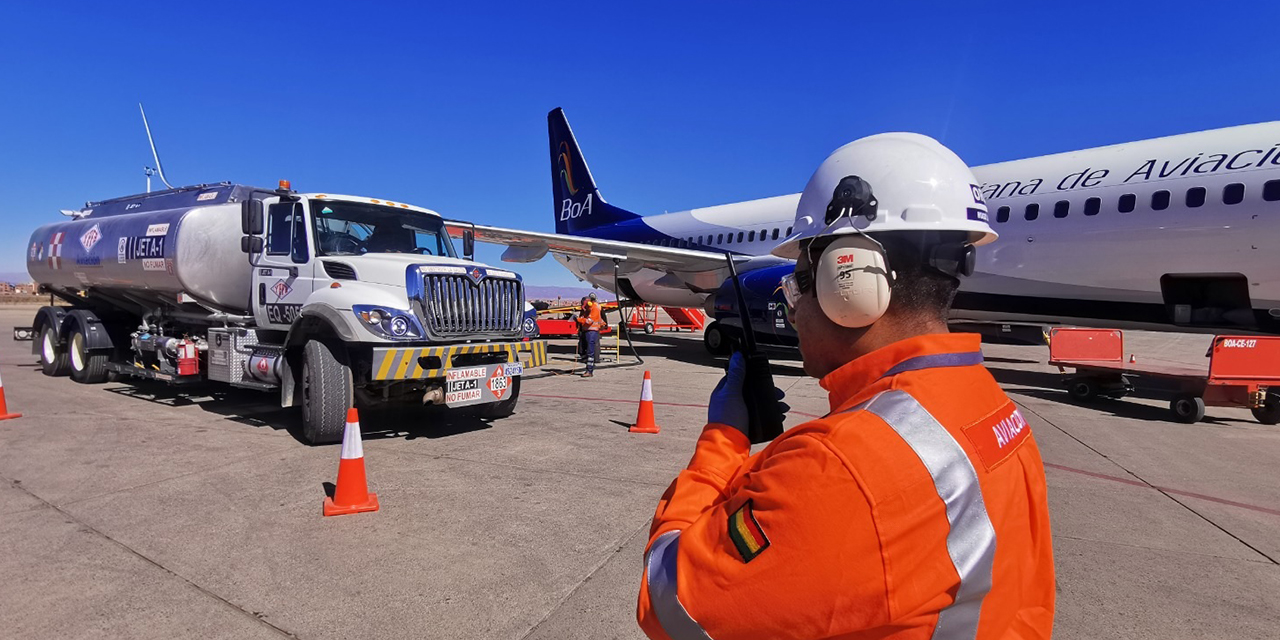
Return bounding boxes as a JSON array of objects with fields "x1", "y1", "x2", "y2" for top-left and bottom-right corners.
[{"x1": 420, "y1": 275, "x2": 522, "y2": 337}]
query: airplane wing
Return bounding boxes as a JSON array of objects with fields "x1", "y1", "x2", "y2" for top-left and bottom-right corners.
[{"x1": 444, "y1": 222, "x2": 745, "y2": 274}]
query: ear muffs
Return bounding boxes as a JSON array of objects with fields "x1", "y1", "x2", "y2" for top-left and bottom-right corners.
[{"x1": 813, "y1": 234, "x2": 893, "y2": 328}]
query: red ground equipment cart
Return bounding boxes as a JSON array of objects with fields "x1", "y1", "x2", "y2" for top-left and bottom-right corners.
[
  {"x1": 625, "y1": 304, "x2": 706, "y2": 335},
  {"x1": 1047, "y1": 328, "x2": 1280, "y2": 424},
  {"x1": 536, "y1": 302, "x2": 616, "y2": 338}
]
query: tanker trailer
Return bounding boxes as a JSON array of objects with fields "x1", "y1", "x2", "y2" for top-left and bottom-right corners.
[{"x1": 19, "y1": 181, "x2": 548, "y2": 445}]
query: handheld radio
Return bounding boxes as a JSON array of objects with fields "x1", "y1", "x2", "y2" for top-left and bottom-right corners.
[{"x1": 724, "y1": 254, "x2": 787, "y2": 444}]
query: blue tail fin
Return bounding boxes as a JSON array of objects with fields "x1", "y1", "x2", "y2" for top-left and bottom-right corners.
[{"x1": 548, "y1": 108, "x2": 641, "y2": 235}]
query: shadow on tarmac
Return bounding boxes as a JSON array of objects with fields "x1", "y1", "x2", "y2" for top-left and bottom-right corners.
[
  {"x1": 553, "y1": 335, "x2": 809, "y2": 378},
  {"x1": 103, "y1": 379, "x2": 499, "y2": 445},
  {"x1": 983, "y1": 363, "x2": 1246, "y2": 426}
]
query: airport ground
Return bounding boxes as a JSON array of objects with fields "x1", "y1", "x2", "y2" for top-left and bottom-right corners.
[{"x1": 0, "y1": 305, "x2": 1277, "y2": 639}]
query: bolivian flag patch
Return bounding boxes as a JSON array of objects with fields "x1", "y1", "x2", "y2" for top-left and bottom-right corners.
[{"x1": 728, "y1": 500, "x2": 770, "y2": 563}]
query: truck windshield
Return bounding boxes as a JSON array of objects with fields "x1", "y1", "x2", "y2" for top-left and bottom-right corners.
[{"x1": 310, "y1": 200, "x2": 457, "y2": 258}]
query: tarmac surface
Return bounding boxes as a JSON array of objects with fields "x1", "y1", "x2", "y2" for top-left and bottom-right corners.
[{"x1": 1, "y1": 306, "x2": 1278, "y2": 639}]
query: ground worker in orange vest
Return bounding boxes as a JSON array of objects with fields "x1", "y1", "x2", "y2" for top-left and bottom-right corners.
[
  {"x1": 577, "y1": 292, "x2": 604, "y2": 377},
  {"x1": 637, "y1": 133, "x2": 1055, "y2": 639}
]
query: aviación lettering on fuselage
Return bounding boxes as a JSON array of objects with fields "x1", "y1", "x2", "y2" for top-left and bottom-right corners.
[{"x1": 544, "y1": 108, "x2": 1280, "y2": 336}]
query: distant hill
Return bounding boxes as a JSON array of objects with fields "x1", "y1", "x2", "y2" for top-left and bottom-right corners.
[
  {"x1": 524, "y1": 285, "x2": 616, "y2": 303},
  {"x1": 0, "y1": 272, "x2": 31, "y2": 285}
]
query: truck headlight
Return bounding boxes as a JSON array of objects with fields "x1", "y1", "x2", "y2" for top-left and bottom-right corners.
[
  {"x1": 352, "y1": 305, "x2": 422, "y2": 340},
  {"x1": 390, "y1": 316, "x2": 409, "y2": 336}
]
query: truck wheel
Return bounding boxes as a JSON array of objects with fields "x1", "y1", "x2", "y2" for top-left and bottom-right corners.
[
  {"x1": 68, "y1": 324, "x2": 109, "y2": 384},
  {"x1": 301, "y1": 340, "x2": 353, "y2": 445},
  {"x1": 643, "y1": 322, "x2": 656, "y2": 335},
  {"x1": 703, "y1": 322, "x2": 731, "y2": 356},
  {"x1": 1251, "y1": 393, "x2": 1280, "y2": 425},
  {"x1": 39, "y1": 325, "x2": 70, "y2": 377},
  {"x1": 477, "y1": 377, "x2": 520, "y2": 420},
  {"x1": 1170, "y1": 394, "x2": 1205, "y2": 424}
]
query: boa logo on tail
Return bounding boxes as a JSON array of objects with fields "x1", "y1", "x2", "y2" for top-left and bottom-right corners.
[{"x1": 558, "y1": 141, "x2": 579, "y2": 196}]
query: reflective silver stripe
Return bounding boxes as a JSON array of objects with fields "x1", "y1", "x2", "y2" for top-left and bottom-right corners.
[
  {"x1": 864, "y1": 390, "x2": 996, "y2": 640},
  {"x1": 644, "y1": 531, "x2": 714, "y2": 640}
]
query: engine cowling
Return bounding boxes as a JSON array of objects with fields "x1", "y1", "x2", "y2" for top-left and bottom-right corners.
[{"x1": 709, "y1": 262, "x2": 798, "y2": 348}]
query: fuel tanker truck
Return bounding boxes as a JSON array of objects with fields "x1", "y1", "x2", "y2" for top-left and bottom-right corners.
[{"x1": 20, "y1": 181, "x2": 548, "y2": 444}]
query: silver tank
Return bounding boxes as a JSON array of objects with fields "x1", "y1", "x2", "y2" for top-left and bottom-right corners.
[{"x1": 27, "y1": 201, "x2": 252, "y2": 313}]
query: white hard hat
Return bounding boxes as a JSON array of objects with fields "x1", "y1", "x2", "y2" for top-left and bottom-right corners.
[{"x1": 772, "y1": 132, "x2": 997, "y2": 260}]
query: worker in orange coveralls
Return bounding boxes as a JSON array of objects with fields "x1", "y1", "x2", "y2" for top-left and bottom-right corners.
[
  {"x1": 577, "y1": 292, "x2": 604, "y2": 377},
  {"x1": 637, "y1": 133, "x2": 1055, "y2": 640}
]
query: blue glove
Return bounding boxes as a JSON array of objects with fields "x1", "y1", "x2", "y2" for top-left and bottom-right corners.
[{"x1": 708, "y1": 352, "x2": 751, "y2": 432}]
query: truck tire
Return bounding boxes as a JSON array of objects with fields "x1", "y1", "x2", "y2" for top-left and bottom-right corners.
[
  {"x1": 39, "y1": 325, "x2": 70, "y2": 377},
  {"x1": 477, "y1": 377, "x2": 520, "y2": 420},
  {"x1": 68, "y1": 324, "x2": 109, "y2": 384},
  {"x1": 301, "y1": 339, "x2": 353, "y2": 445},
  {"x1": 703, "y1": 321, "x2": 731, "y2": 356}
]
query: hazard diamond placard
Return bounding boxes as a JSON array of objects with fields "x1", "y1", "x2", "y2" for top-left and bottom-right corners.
[{"x1": 487, "y1": 366, "x2": 512, "y2": 400}]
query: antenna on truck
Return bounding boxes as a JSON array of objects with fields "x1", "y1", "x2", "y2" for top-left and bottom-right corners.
[{"x1": 138, "y1": 103, "x2": 174, "y2": 190}]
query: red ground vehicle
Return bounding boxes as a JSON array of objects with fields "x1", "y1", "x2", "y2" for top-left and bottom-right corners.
[
  {"x1": 535, "y1": 302, "x2": 616, "y2": 338},
  {"x1": 1048, "y1": 328, "x2": 1280, "y2": 424}
]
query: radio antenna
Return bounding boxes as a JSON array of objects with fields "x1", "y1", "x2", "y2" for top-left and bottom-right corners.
[{"x1": 138, "y1": 104, "x2": 174, "y2": 190}]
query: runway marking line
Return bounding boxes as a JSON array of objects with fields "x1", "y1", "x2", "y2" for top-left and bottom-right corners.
[{"x1": 1044, "y1": 462, "x2": 1280, "y2": 518}]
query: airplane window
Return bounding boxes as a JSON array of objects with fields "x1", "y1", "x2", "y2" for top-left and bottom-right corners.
[
  {"x1": 748, "y1": 230, "x2": 756, "y2": 242},
  {"x1": 1186, "y1": 187, "x2": 1206, "y2": 208},
  {"x1": 1024, "y1": 203, "x2": 1039, "y2": 221},
  {"x1": 1053, "y1": 200, "x2": 1069, "y2": 218},
  {"x1": 717, "y1": 233, "x2": 724, "y2": 244},
  {"x1": 996, "y1": 206, "x2": 1010, "y2": 223},
  {"x1": 786, "y1": 227, "x2": 793, "y2": 236},
  {"x1": 1152, "y1": 190, "x2": 1171, "y2": 211},
  {"x1": 1264, "y1": 180, "x2": 1280, "y2": 202},
  {"x1": 1084, "y1": 197, "x2": 1101, "y2": 216},
  {"x1": 1119, "y1": 194, "x2": 1136, "y2": 213},
  {"x1": 1223, "y1": 183, "x2": 1245, "y2": 205},
  {"x1": 772, "y1": 228, "x2": 780, "y2": 240},
  {"x1": 737, "y1": 232, "x2": 744, "y2": 243}
]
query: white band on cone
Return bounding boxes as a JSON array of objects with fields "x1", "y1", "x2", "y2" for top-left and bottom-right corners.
[
  {"x1": 340, "y1": 420, "x2": 364, "y2": 460},
  {"x1": 640, "y1": 378, "x2": 653, "y2": 402}
]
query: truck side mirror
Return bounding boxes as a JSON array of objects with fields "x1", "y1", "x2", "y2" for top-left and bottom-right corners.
[
  {"x1": 463, "y1": 229, "x2": 475, "y2": 261},
  {"x1": 241, "y1": 200, "x2": 264, "y2": 235},
  {"x1": 241, "y1": 236, "x2": 264, "y2": 254}
]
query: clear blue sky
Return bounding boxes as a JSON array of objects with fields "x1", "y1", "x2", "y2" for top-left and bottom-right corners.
[{"x1": 3, "y1": 1, "x2": 1278, "y2": 285}]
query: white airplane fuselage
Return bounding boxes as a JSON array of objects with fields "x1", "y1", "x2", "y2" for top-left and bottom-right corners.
[{"x1": 558, "y1": 122, "x2": 1280, "y2": 332}]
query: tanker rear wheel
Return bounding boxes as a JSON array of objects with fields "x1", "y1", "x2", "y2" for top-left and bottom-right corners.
[
  {"x1": 68, "y1": 326, "x2": 109, "y2": 384},
  {"x1": 301, "y1": 339, "x2": 353, "y2": 445},
  {"x1": 39, "y1": 325, "x2": 70, "y2": 377}
]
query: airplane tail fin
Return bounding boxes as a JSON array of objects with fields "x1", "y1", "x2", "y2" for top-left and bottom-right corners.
[{"x1": 548, "y1": 108, "x2": 641, "y2": 235}]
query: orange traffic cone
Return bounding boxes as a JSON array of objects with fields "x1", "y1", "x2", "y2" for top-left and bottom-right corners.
[
  {"x1": 629, "y1": 371, "x2": 661, "y2": 434},
  {"x1": 1129, "y1": 354, "x2": 1137, "y2": 364},
  {"x1": 323, "y1": 408, "x2": 379, "y2": 517},
  {"x1": 0, "y1": 369, "x2": 21, "y2": 421}
]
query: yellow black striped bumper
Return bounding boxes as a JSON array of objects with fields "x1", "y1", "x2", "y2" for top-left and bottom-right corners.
[{"x1": 371, "y1": 340, "x2": 548, "y2": 381}]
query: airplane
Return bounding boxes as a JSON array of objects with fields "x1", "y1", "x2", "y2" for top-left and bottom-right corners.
[{"x1": 448, "y1": 109, "x2": 1280, "y2": 354}]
